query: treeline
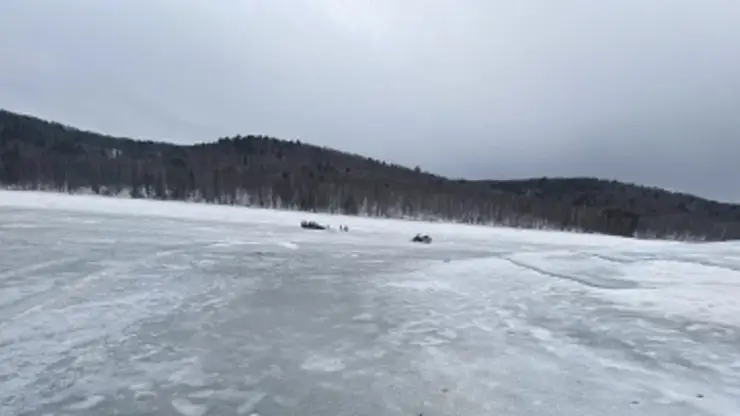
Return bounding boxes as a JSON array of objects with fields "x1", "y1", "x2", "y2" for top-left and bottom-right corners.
[{"x1": 1, "y1": 109, "x2": 739, "y2": 241}]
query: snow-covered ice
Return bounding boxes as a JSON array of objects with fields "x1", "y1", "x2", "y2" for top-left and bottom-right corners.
[{"x1": 1, "y1": 190, "x2": 739, "y2": 415}]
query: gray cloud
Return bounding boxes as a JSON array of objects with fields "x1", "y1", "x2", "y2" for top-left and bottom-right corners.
[{"x1": 1, "y1": 0, "x2": 739, "y2": 201}]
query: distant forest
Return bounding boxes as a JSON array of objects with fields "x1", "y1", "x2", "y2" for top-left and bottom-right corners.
[{"x1": 2, "y1": 109, "x2": 740, "y2": 241}]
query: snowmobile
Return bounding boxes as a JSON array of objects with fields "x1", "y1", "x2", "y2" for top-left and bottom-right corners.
[
  {"x1": 300, "y1": 220, "x2": 327, "y2": 230},
  {"x1": 411, "y1": 234, "x2": 432, "y2": 244}
]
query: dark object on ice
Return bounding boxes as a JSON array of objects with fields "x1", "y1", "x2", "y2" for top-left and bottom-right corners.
[
  {"x1": 411, "y1": 234, "x2": 432, "y2": 244},
  {"x1": 301, "y1": 220, "x2": 326, "y2": 230},
  {"x1": 339, "y1": 225, "x2": 349, "y2": 232}
]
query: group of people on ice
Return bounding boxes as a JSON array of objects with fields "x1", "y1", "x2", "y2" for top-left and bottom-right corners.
[
  {"x1": 300, "y1": 220, "x2": 431, "y2": 243},
  {"x1": 300, "y1": 220, "x2": 349, "y2": 232}
]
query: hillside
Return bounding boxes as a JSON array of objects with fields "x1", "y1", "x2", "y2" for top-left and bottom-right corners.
[{"x1": 1, "y1": 108, "x2": 739, "y2": 240}]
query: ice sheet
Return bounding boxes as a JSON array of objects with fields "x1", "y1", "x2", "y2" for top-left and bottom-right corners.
[{"x1": 1, "y1": 190, "x2": 739, "y2": 415}]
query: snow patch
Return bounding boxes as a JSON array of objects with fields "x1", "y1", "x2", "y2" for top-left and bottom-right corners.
[
  {"x1": 351, "y1": 313, "x2": 374, "y2": 322},
  {"x1": 167, "y1": 357, "x2": 208, "y2": 387},
  {"x1": 301, "y1": 355, "x2": 346, "y2": 372},
  {"x1": 66, "y1": 395, "x2": 106, "y2": 410},
  {"x1": 236, "y1": 391, "x2": 267, "y2": 415},
  {"x1": 383, "y1": 277, "x2": 457, "y2": 293},
  {"x1": 598, "y1": 260, "x2": 740, "y2": 325},
  {"x1": 171, "y1": 397, "x2": 208, "y2": 416},
  {"x1": 0, "y1": 223, "x2": 40, "y2": 229}
]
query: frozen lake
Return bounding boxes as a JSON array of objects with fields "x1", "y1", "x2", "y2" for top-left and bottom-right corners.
[{"x1": 1, "y1": 191, "x2": 739, "y2": 415}]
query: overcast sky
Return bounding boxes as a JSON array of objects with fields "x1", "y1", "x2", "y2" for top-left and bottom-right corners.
[{"x1": 2, "y1": 1, "x2": 739, "y2": 201}]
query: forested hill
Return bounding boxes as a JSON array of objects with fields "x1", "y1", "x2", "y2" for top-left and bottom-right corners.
[{"x1": 1, "y1": 108, "x2": 739, "y2": 241}]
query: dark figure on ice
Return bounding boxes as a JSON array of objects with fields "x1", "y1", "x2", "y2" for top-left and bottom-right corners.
[{"x1": 411, "y1": 234, "x2": 432, "y2": 244}]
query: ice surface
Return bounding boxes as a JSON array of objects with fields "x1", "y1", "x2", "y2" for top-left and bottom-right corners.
[{"x1": 1, "y1": 190, "x2": 739, "y2": 415}]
